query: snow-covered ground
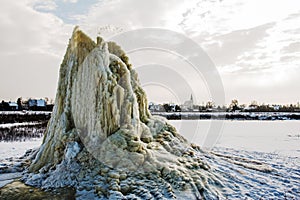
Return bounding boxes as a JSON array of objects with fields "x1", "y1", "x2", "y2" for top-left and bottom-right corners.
[
  {"x1": 0, "y1": 111, "x2": 51, "y2": 115},
  {"x1": 0, "y1": 120, "x2": 299, "y2": 199},
  {"x1": 171, "y1": 120, "x2": 300, "y2": 199},
  {"x1": 0, "y1": 122, "x2": 43, "y2": 128},
  {"x1": 207, "y1": 147, "x2": 300, "y2": 199}
]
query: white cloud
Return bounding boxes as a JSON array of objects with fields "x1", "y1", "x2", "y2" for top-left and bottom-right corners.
[
  {"x1": 63, "y1": 0, "x2": 78, "y2": 3},
  {"x1": 232, "y1": 10, "x2": 300, "y2": 74},
  {"x1": 181, "y1": 0, "x2": 300, "y2": 37},
  {"x1": 202, "y1": 23, "x2": 275, "y2": 68},
  {"x1": 0, "y1": 0, "x2": 73, "y2": 100},
  {"x1": 77, "y1": 0, "x2": 200, "y2": 38},
  {"x1": 0, "y1": 1, "x2": 72, "y2": 56},
  {"x1": 32, "y1": 0, "x2": 57, "y2": 11}
]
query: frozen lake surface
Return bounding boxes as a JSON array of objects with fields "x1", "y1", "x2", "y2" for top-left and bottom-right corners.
[{"x1": 170, "y1": 120, "x2": 300, "y2": 157}]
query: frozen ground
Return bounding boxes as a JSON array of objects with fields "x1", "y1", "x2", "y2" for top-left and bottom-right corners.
[
  {"x1": 0, "y1": 138, "x2": 42, "y2": 159},
  {"x1": 0, "y1": 120, "x2": 299, "y2": 199}
]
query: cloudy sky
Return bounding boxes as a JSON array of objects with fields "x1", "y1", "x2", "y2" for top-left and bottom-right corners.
[{"x1": 0, "y1": 0, "x2": 299, "y2": 105}]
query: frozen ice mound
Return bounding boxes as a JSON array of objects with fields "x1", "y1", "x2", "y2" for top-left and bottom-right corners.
[{"x1": 23, "y1": 27, "x2": 224, "y2": 199}]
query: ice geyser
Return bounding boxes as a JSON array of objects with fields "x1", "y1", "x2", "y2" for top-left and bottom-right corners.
[{"x1": 24, "y1": 27, "x2": 224, "y2": 199}]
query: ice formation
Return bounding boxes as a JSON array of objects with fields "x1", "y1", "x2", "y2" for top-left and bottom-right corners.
[{"x1": 23, "y1": 27, "x2": 224, "y2": 199}]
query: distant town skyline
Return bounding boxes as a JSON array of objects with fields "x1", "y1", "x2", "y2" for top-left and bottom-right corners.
[
  {"x1": 1, "y1": 95, "x2": 299, "y2": 108},
  {"x1": 1, "y1": 0, "x2": 300, "y2": 104}
]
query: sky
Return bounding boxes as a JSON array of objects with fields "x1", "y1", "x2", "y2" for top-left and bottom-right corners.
[{"x1": 0, "y1": 0, "x2": 299, "y2": 105}]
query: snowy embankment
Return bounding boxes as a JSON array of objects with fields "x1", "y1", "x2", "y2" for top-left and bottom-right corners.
[
  {"x1": 0, "y1": 111, "x2": 51, "y2": 124},
  {"x1": 153, "y1": 112, "x2": 300, "y2": 120},
  {"x1": 0, "y1": 122, "x2": 47, "y2": 142},
  {"x1": 0, "y1": 112, "x2": 49, "y2": 142}
]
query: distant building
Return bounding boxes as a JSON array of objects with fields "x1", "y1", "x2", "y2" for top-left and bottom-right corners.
[
  {"x1": 169, "y1": 104, "x2": 176, "y2": 112},
  {"x1": 28, "y1": 99, "x2": 46, "y2": 110},
  {"x1": 182, "y1": 94, "x2": 194, "y2": 111},
  {"x1": 149, "y1": 102, "x2": 181, "y2": 112},
  {"x1": 0, "y1": 101, "x2": 18, "y2": 111},
  {"x1": 272, "y1": 105, "x2": 281, "y2": 111},
  {"x1": 244, "y1": 105, "x2": 258, "y2": 111},
  {"x1": 149, "y1": 102, "x2": 163, "y2": 112},
  {"x1": 8, "y1": 102, "x2": 18, "y2": 110}
]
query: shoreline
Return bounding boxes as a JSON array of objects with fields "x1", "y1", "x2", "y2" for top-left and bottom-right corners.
[
  {"x1": 1, "y1": 111, "x2": 300, "y2": 121},
  {"x1": 152, "y1": 112, "x2": 300, "y2": 120}
]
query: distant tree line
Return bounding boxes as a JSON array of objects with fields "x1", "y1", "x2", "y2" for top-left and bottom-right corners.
[{"x1": 149, "y1": 99, "x2": 300, "y2": 113}]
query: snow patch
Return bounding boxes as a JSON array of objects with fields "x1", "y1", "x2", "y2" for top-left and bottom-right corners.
[{"x1": 65, "y1": 142, "x2": 81, "y2": 162}]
